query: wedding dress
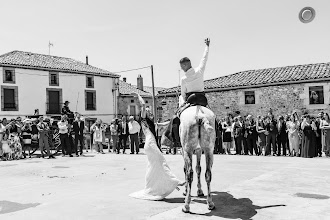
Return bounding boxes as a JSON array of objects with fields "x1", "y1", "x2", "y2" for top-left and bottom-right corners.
[{"x1": 129, "y1": 119, "x2": 184, "y2": 200}]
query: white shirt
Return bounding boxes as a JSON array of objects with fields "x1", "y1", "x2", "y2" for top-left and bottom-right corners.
[
  {"x1": 58, "y1": 121, "x2": 68, "y2": 134},
  {"x1": 181, "y1": 46, "x2": 209, "y2": 100},
  {"x1": 128, "y1": 120, "x2": 141, "y2": 134}
]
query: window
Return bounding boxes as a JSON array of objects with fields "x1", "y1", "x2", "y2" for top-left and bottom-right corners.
[
  {"x1": 1, "y1": 86, "x2": 18, "y2": 111},
  {"x1": 85, "y1": 90, "x2": 96, "y2": 110},
  {"x1": 86, "y1": 76, "x2": 94, "y2": 88},
  {"x1": 309, "y1": 86, "x2": 324, "y2": 104},
  {"x1": 3, "y1": 68, "x2": 15, "y2": 83},
  {"x1": 245, "y1": 91, "x2": 255, "y2": 104},
  {"x1": 130, "y1": 105, "x2": 136, "y2": 116},
  {"x1": 49, "y1": 72, "x2": 59, "y2": 86},
  {"x1": 131, "y1": 100, "x2": 134, "y2": 103}
]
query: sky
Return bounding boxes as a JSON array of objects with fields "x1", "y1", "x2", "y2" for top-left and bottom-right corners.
[{"x1": 1, "y1": 0, "x2": 330, "y2": 89}]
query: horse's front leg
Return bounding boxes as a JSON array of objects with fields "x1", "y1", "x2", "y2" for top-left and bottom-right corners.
[
  {"x1": 205, "y1": 149, "x2": 215, "y2": 210},
  {"x1": 196, "y1": 148, "x2": 204, "y2": 197},
  {"x1": 182, "y1": 151, "x2": 193, "y2": 213}
]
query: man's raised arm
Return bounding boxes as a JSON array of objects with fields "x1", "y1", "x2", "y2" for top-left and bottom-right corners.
[{"x1": 196, "y1": 38, "x2": 210, "y2": 74}]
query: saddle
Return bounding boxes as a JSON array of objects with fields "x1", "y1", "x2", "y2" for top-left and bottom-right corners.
[{"x1": 177, "y1": 92, "x2": 208, "y2": 117}]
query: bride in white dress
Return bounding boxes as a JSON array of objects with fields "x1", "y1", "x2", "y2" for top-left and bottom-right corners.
[{"x1": 129, "y1": 94, "x2": 185, "y2": 201}]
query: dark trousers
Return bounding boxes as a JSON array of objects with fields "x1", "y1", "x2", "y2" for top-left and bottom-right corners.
[
  {"x1": 235, "y1": 136, "x2": 243, "y2": 155},
  {"x1": 247, "y1": 136, "x2": 258, "y2": 155},
  {"x1": 130, "y1": 133, "x2": 139, "y2": 153},
  {"x1": 214, "y1": 136, "x2": 223, "y2": 154},
  {"x1": 266, "y1": 133, "x2": 277, "y2": 155},
  {"x1": 277, "y1": 135, "x2": 287, "y2": 156},
  {"x1": 119, "y1": 135, "x2": 128, "y2": 153},
  {"x1": 75, "y1": 135, "x2": 84, "y2": 154},
  {"x1": 243, "y1": 137, "x2": 248, "y2": 155},
  {"x1": 60, "y1": 133, "x2": 71, "y2": 155}
]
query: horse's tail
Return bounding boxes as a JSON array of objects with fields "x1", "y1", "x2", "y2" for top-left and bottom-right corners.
[{"x1": 196, "y1": 106, "x2": 214, "y2": 140}]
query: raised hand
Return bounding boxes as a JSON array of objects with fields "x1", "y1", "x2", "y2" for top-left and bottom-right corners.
[{"x1": 205, "y1": 38, "x2": 210, "y2": 46}]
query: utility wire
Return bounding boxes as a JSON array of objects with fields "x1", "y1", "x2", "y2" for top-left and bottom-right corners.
[{"x1": 112, "y1": 66, "x2": 151, "y2": 74}]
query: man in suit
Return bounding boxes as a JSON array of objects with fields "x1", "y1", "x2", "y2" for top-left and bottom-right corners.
[
  {"x1": 277, "y1": 115, "x2": 287, "y2": 156},
  {"x1": 265, "y1": 113, "x2": 278, "y2": 156},
  {"x1": 118, "y1": 116, "x2": 129, "y2": 154},
  {"x1": 246, "y1": 115, "x2": 258, "y2": 155},
  {"x1": 73, "y1": 114, "x2": 85, "y2": 155},
  {"x1": 233, "y1": 116, "x2": 245, "y2": 155}
]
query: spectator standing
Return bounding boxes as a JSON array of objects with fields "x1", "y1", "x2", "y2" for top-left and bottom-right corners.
[
  {"x1": 320, "y1": 113, "x2": 330, "y2": 157},
  {"x1": 214, "y1": 117, "x2": 223, "y2": 154},
  {"x1": 21, "y1": 119, "x2": 32, "y2": 158},
  {"x1": 256, "y1": 116, "x2": 267, "y2": 156},
  {"x1": 91, "y1": 119, "x2": 105, "y2": 154},
  {"x1": 265, "y1": 114, "x2": 278, "y2": 156},
  {"x1": 128, "y1": 116, "x2": 141, "y2": 154},
  {"x1": 246, "y1": 115, "x2": 258, "y2": 155},
  {"x1": 118, "y1": 116, "x2": 129, "y2": 154},
  {"x1": 37, "y1": 116, "x2": 53, "y2": 159},
  {"x1": 233, "y1": 116, "x2": 244, "y2": 155},
  {"x1": 287, "y1": 112, "x2": 300, "y2": 157},
  {"x1": 58, "y1": 115, "x2": 72, "y2": 157},
  {"x1": 277, "y1": 116, "x2": 288, "y2": 156},
  {"x1": 73, "y1": 114, "x2": 85, "y2": 155},
  {"x1": 110, "y1": 119, "x2": 119, "y2": 153},
  {"x1": 222, "y1": 116, "x2": 233, "y2": 155}
]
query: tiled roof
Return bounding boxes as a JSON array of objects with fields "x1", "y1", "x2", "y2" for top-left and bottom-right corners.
[
  {"x1": 0, "y1": 50, "x2": 119, "y2": 77},
  {"x1": 119, "y1": 80, "x2": 151, "y2": 97},
  {"x1": 134, "y1": 85, "x2": 167, "y2": 96},
  {"x1": 159, "y1": 62, "x2": 330, "y2": 94}
]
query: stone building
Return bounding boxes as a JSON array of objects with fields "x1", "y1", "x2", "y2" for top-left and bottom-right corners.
[
  {"x1": 118, "y1": 75, "x2": 165, "y2": 119},
  {"x1": 157, "y1": 62, "x2": 330, "y2": 120}
]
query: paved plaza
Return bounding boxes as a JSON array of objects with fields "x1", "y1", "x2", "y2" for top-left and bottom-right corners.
[{"x1": 0, "y1": 151, "x2": 329, "y2": 220}]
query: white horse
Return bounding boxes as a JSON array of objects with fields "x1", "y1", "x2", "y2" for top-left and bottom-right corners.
[{"x1": 180, "y1": 104, "x2": 216, "y2": 213}]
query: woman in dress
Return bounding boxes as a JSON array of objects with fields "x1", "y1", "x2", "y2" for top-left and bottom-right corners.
[
  {"x1": 129, "y1": 94, "x2": 185, "y2": 201},
  {"x1": 222, "y1": 116, "x2": 232, "y2": 155},
  {"x1": 256, "y1": 116, "x2": 267, "y2": 156},
  {"x1": 320, "y1": 113, "x2": 330, "y2": 157},
  {"x1": 287, "y1": 112, "x2": 300, "y2": 157},
  {"x1": 301, "y1": 115, "x2": 317, "y2": 158}
]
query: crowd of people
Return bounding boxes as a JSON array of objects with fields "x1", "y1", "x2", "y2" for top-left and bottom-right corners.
[{"x1": 213, "y1": 110, "x2": 330, "y2": 158}]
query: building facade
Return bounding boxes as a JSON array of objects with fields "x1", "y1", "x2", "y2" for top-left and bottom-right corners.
[
  {"x1": 0, "y1": 51, "x2": 120, "y2": 123},
  {"x1": 157, "y1": 62, "x2": 330, "y2": 119},
  {"x1": 118, "y1": 75, "x2": 166, "y2": 120}
]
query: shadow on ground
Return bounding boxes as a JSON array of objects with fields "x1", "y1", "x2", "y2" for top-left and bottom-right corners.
[
  {"x1": 164, "y1": 191, "x2": 286, "y2": 220},
  {"x1": 0, "y1": 201, "x2": 40, "y2": 214}
]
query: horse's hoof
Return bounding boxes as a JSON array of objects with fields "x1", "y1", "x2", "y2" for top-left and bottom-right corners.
[
  {"x1": 197, "y1": 189, "x2": 204, "y2": 197},
  {"x1": 208, "y1": 202, "x2": 215, "y2": 210},
  {"x1": 182, "y1": 206, "x2": 190, "y2": 213}
]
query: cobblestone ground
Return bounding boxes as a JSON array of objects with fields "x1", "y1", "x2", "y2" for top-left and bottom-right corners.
[{"x1": 0, "y1": 150, "x2": 329, "y2": 220}]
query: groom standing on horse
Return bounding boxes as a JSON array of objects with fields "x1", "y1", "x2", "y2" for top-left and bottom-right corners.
[{"x1": 163, "y1": 38, "x2": 210, "y2": 145}]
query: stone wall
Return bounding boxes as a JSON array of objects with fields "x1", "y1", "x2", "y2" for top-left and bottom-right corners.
[
  {"x1": 157, "y1": 82, "x2": 330, "y2": 121},
  {"x1": 118, "y1": 96, "x2": 160, "y2": 119}
]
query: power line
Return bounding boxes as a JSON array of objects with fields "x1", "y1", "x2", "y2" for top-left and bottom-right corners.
[{"x1": 112, "y1": 66, "x2": 151, "y2": 74}]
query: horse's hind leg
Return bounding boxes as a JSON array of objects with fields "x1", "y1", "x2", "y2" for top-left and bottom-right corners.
[
  {"x1": 205, "y1": 149, "x2": 215, "y2": 210},
  {"x1": 196, "y1": 148, "x2": 204, "y2": 197},
  {"x1": 182, "y1": 150, "x2": 193, "y2": 213}
]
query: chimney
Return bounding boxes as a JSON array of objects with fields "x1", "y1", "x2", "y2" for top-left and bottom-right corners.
[
  {"x1": 137, "y1": 74, "x2": 143, "y2": 91},
  {"x1": 86, "y1": 56, "x2": 89, "y2": 65},
  {"x1": 123, "y1": 77, "x2": 127, "y2": 82}
]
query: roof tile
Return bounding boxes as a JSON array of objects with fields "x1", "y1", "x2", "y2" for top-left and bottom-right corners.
[{"x1": 0, "y1": 50, "x2": 119, "y2": 77}]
